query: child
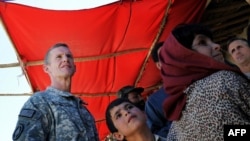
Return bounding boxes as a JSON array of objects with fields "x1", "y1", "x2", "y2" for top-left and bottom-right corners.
[{"x1": 105, "y1": 98, "x2": 167, "y2": 141}]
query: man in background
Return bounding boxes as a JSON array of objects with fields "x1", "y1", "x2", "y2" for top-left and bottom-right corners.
[
  {"x1": 226, "y1": 37, "x2": 250, "y2": 79},
  {"x1": 117, "y1": 85, "x2": 145, "y2": 111},
  {"x1": 145, "y1": 42, "x2": 171, "y2": 137}
]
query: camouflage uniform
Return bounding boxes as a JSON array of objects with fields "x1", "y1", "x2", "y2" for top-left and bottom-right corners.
[{"x1": 12, "y1": 87, "x2": 99, "y2": 141}]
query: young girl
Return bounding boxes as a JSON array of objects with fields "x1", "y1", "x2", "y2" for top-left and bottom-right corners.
[{"x1": 160, "y1": 24, "x2": 250, "y2": 140}]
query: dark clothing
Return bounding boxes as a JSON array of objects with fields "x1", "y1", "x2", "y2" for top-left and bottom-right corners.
[
  {"x1": 154, "y1": 134, "x2": 167, "y2": 141},
  {"x1": 12, "y1": 87, "x2": 99, "y2": 141},
  {"x1": 145, "y1": 87, "x2": 171, "y2": 137}
]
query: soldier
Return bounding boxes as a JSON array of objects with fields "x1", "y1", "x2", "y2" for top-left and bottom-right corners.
[{"x1": 12, "y1": 43, "x2": 99, "y2": 141}]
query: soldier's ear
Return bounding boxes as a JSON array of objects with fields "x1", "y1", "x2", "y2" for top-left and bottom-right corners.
[{"x1": 43, "y1": 64, "x2": 49, "y2": 74}]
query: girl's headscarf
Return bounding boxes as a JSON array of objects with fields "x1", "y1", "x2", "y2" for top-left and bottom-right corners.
[{"x1": 159, "y1": 32, "x2": 239, "y2": 120}]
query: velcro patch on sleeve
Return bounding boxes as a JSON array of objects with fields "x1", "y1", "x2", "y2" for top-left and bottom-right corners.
[
  {"x1": 12, "y1": 124, "x2": 24, "y2": 140},
  {"x1": 19, "y1": 109, "x2": 36, "y2": 118}
]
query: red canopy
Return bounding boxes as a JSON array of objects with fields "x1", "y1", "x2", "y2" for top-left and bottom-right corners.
[{"x1": 0, "y1": 0, "x2": 206, "y2": 140}]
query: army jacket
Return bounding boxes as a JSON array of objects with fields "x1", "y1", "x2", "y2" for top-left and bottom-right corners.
[{"x1": 12, "y1": 87, "x2": 99, "y2": 141}]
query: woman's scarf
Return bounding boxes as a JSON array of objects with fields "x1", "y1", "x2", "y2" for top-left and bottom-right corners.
[{"x1": 159, "y1": 33, "x2": 239, "y2": 120}]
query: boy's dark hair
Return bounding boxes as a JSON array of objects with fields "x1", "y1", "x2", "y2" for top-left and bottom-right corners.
[
  {"x1": 105, "y1": 98, "x2": 133, "y2": 133},
  {"x1": 151, "y1": 42, "x2": 164, "y2": 62},
  {"x1": 172, "y1": 23, "x2": 213, "y2": 49}
]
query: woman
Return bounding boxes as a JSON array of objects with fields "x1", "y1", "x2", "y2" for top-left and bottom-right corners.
[
  {"x1": 105, "y1": 98, "x2": 167, "y2": 141},
  {"x1": 159, "y1": 24, "x2": 250, "y2": 140}
]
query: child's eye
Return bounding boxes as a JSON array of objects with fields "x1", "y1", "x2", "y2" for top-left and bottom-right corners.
[
  {"x1": 56, "y1": 55, "x2": 62, "y2": 58},
  {"x1": 127, "y1": 105, "x2": 134, "y2": 110},
  {"x1": 198, "y1": 40, "x2": 207, "y2": 46},
  {"x1": 66, "y1": 54, "x2": 73, "y2": 59},
  {"x1": 115, "y1": 113, "x2": 122, "y2": 119},
  {"x1": 231, "y1": 49, "x2": 235, "y2": 54}
]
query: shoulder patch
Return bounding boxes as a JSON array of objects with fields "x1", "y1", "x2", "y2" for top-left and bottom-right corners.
[
  {"x1": 19, "y1": 109, "x2": 36, "y2": 118},
  {"x1": 12, "y1": 124, "x2": 24, "y2": 140}
]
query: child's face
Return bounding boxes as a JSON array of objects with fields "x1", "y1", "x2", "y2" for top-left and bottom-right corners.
[
  {"x1": 192, "y1": 34, "x2": 224, "y2": 63},
  {"x1": 109, "y1": 102, "x2": 146, "y2": 136}
]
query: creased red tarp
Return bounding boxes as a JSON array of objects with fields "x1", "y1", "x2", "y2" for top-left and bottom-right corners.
[{"x1": 0, "y1": 0, "x2": 207, "y2": 140}]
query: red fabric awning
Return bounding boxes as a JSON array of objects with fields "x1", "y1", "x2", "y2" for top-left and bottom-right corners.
[{"x1": 0, "y1": 0, "x2": 207, "y2": 139}]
